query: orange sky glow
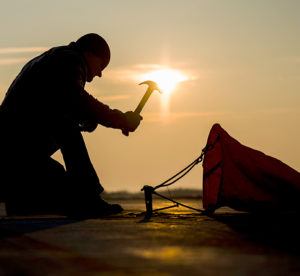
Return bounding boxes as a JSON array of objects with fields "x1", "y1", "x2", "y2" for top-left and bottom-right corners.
[{"x1": 0, "y1": 1, "x2": 299, "y2": 192}]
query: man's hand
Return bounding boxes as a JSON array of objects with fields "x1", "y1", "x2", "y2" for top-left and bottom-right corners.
[
  {"x1": 79, "y1": 120, "x2": 98, "y2": 132},
  {"x1": 124, "y1": 111, "x2": 143, "y2": 132}
]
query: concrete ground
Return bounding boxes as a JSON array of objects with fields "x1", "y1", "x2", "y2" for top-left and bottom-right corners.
[{"x1": 1, "y1": 199, "x2": 300, "y2": 276}]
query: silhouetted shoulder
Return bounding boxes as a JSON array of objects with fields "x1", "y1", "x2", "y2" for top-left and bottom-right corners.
[{"x1": 49, "y1": 43, "x2": 87, "y2": 84}]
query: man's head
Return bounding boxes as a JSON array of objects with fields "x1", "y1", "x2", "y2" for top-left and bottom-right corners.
[{"x1": 76, "y1": 33, "x2": 111, "y2": 82}]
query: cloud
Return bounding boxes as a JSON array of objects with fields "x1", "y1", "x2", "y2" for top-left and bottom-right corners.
[
  {"x1": 143, "y1": 111, "x2": 225, "y2": 122},
  {"x1": 142, "y1": 108, "x2": 300, "y2": 124},
  {"x1": 105, "y1": 64, "x2": 198, "y2": 83},
  {"x1": 98, "y1": 94, "x2": 131, "y2": 102},
  {"x1": 279, "y1": 56, "x2": 300, "y2": 63},
  {"x1": 253, "y1": 107, "x2": 300, "y2": 115},
  {"x1": 0, "y1": 47, "x2": 49, "y2": 54},
  {"x1": 0, "y1": 47, "x2": 49, "y2": 66},
  {"x1": 0, "y1": 57, "x2": 29, "y2": 65},
  {"x1": 84, "y1": 84, "x2": 132, "y2": 102}
]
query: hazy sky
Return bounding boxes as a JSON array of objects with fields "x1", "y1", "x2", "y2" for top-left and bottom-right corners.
[{"x1": 0, "y1": 1, "x2": 299, "y2": 192}]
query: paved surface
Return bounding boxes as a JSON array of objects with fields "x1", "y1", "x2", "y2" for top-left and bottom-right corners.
[{"x1": 1, "y1": 199, "x2": 300, "y2": 276}]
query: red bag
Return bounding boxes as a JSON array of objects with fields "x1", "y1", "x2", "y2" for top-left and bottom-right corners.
[{"x1": 203, "y1": 124, "x2": 300, "y2": 213}]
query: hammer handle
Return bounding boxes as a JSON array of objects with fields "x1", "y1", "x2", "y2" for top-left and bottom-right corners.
[
  {"x1": 122, "y1": 88, "x2": 153, "y2": 136},
  {"x1": 134, "y1": 88, "x2": 153, "y2": 114}
]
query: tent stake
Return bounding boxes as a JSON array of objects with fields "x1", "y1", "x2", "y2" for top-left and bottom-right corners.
[
  {"x1": 142, "y1": 185, "x2": 204, "y2": 219},
  {"x1": 142, "y1": 185, "x2": 154, "y2": 218}
]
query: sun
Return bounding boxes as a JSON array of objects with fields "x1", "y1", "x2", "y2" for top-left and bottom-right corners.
[
  {"x1": 140, "y1": 69, "x2": 187, "y2": 94},
  {"x1": 138, "y1": 67, "x2": 188, "y2": 120}
]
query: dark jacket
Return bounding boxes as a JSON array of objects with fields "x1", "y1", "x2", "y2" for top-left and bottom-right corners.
[{"x1": 0, "y1": 42, "x2": 128, "y2": 156}]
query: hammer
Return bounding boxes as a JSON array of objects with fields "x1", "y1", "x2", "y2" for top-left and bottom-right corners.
[{"x1": 122, "y1": 80, "x2": 163, "y2": 136}]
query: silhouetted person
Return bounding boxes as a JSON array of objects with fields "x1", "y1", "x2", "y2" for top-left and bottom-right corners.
[{"x1": 0, "y1": 33, "x2": 142, "y2": 217}]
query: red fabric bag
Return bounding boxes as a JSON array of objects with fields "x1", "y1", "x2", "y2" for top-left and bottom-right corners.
[{"x1": 203, "y1": 124, "x2": 300, "y2": 213}]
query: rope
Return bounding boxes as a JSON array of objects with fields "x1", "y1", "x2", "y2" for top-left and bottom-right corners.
[
  {"x1": 141, "y1": 138, "x2": 219, "y2": 217},
  {"x1": 153, "y1": 191, "x2": 205, "y2": 213},
  {"x1": 154, "y1": 142, "x2": 215, "y2": 191}
]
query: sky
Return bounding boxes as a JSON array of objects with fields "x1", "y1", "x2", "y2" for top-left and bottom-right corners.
[{"x1": 0, "y1": 0, "x2": 299, "y2": 192}]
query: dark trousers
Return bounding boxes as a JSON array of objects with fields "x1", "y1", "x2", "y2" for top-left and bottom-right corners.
[{"x1": 1, "y1": 125, "x2": 103, "y2": 215}]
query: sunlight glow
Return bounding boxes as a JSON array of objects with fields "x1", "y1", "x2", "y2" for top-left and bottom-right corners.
[
  {"x1": 138, "y1": 67, "x2": 188, "y2": 122},
  {"x1": 140, "y1": 69, "x2": 187, "y2": 95}
]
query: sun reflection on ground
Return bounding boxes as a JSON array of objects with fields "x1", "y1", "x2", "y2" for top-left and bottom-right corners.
[{"x1": 130, "y1": 246, "x2": 183, "y2": 261}]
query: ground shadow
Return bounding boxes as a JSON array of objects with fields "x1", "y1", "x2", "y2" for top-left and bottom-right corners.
[
  {"x1": 0, "y1": 217, "x2": 83, "y2": 239},
  {"x1": 212, "y1": 211, "x2": 300, "y2": 255}
]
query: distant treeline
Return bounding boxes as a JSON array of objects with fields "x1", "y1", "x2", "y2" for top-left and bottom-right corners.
[{"x1": 102, "y1": 188, "x2": 203, "y2": 200}]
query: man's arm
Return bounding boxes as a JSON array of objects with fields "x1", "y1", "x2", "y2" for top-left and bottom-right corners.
[
  {"x1": 77, "y1": 89, "x2": 142, "y2": 133},
  {"x1": 55, "y1": 49, "x2": 141, "y2": 133}
]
